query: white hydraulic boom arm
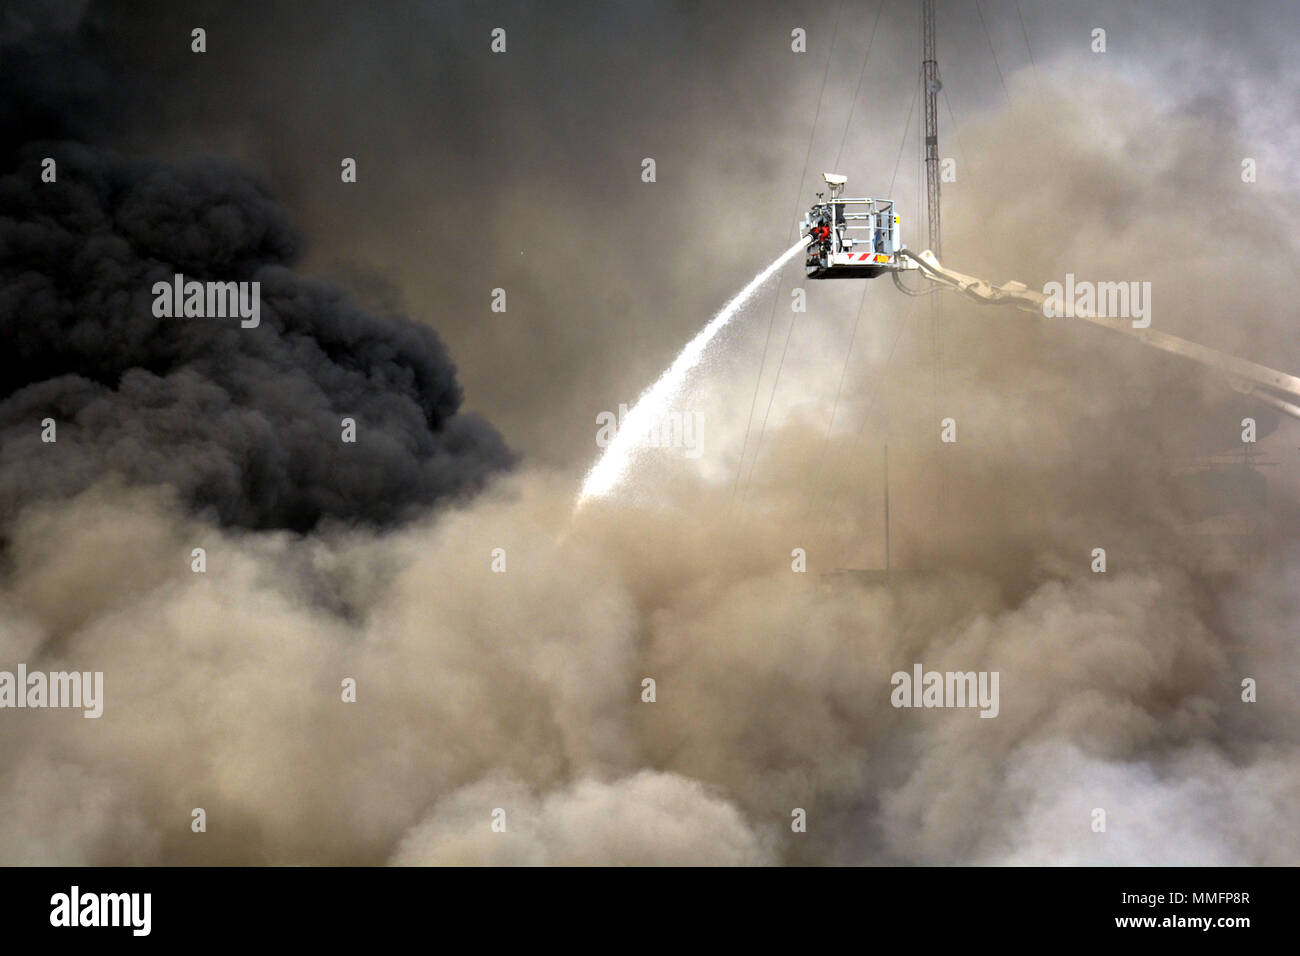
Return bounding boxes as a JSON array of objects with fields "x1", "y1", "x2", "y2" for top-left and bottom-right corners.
[{"x1": 895, "y1": 248, "x2": 1300, "y2": 421}]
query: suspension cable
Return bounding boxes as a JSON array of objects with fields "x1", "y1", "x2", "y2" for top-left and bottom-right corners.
[
  {"x1": 743, "y1": 58, "x2": 921, "y2": 503},
  {"x1": 730, "y1": 0, "x2": 847, "y2": 501}
]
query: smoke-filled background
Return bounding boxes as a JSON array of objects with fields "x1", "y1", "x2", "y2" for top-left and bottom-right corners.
[{"x1": 1, "y1": 0, "x2": 1299, "y2": 864}]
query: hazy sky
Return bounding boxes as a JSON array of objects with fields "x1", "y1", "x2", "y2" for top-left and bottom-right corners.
[
  {"x1": 2, "y1": 0, "x2": 1299, "y2": 866},
  {"x1": 43, "y1": 0, "x2": 1297, "y2": 470}
]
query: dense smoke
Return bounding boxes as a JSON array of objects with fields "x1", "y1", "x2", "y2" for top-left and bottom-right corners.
[
  {"x1": 0, "y1": 141, "x2": 511, "y2": 532},
  {"x1": 0, "y1": 1, "x2": 511, "y2": 534},
  {"x1": 1, "y1": 0, "x2": 1298, "y2": 866}
]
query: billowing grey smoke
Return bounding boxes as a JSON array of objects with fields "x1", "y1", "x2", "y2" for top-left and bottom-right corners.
[
  {"x1": 0, "y1": 142, "x2": 512, "y2": 531},
  {"x1": 2, "y1": 0, "x2": 1299, "y2": 868}
]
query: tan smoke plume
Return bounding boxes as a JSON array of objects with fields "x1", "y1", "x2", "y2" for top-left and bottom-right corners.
[{"x1": 2, "y1": 70, "x2": 1299, "y2": 865}]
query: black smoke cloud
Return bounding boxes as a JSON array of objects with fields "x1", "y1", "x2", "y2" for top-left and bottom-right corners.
[
  {"x1": 0, "y1": 0, "x2": 511, "y2": 533},
  {"x1": 0, "y1": 138, "x2": 510, "y2": 532},
  {"x1": 3, "y1": 0, "x2": 1300, "y2": 867}
]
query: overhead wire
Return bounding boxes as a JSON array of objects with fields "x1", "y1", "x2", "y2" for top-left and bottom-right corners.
[
  {"x1": 745, "y1": 43, "x2": 923, "y2": 503},
  {"x1": 1013, "y1": 0, "x2": 1046, "y2": 109},
  {"x1": 730, "y1": 0, "x2": 847, "y2": 501},
  {"x1": 832, "y1": 0, "x2": 887, "y2": 171},
  {"x1": 974, "y1": 0, "x2": 1011, "y2": 102}
]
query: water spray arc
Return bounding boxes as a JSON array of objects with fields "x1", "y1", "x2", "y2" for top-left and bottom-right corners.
[
  {"x1": 579, "y1": 0, "x2": 1300, "y2": 514},
  {"x1": 575, "y1": 238, "x2": 810, "y2": 507}
]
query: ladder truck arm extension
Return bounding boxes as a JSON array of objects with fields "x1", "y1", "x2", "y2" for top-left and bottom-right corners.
[
  {"x1": 897, "y1": 248, "x2": 1300, "y2": 421},
  {"x1": 799, "y1": 174, "x2": 1300, "y2": 419}
]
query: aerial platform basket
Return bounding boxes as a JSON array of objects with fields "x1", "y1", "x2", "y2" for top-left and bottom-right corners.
[{"x1": 801, "y1": 173, "x2": 903, "y2": 279}]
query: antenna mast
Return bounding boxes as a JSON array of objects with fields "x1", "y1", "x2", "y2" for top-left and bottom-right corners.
[
  {"x1": 922, "y1": 0, "x2": 942, "y2": 257},
  {"x1": 923, "y1": 0, "x2": 946, "y2": 547},
  {"x1": 883, "y1": 444, "x2": 891, "y2": 573}
]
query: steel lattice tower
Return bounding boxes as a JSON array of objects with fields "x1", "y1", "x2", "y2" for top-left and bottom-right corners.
[{"x1": 922, "y1": 0, "x2": 941, "y2": 257}]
